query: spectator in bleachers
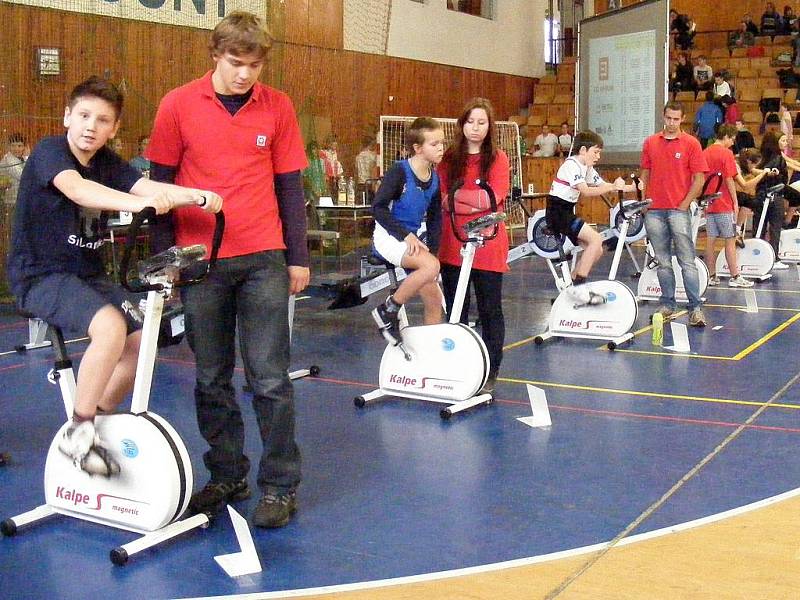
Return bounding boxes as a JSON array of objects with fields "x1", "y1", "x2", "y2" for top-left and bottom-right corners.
[
  {"x1": 532, "y1": 124, "x2": 559, "y2": 157},
  {"x1": 670, "y1": 52, "x2": 696, "y2": 94},
  {"x1": 129, "y1": 134, "x2": 150, "y2": 177},
  {"x1": 780, "y1": 6, "x2": 796, "y2": 35},
  {"x1": 694, "y1": 91, "x2": 723, "y2": 148},
  {"x1": 779, "y1": 102, "x2": 794, "y2": 146},
  {"x1": 557, "y1": 122, "x2": 573, "y2": 157},
  {"x1": 743, "y1": 13, "x2": 760, "y2": 35},
  {"x1": 729, "y1": 22, "x2": 755, "y2": 49},
  {"x1": 760, "y1": 2, "x2": 780, "y2": 37},
  {"x1": 713, "y1": 72, "x2": 732, "y2": 99},
  {"x1": 722, "y1": 95, "x2": 741, "y2": 125},
  {"x1": 693, "y1": 56, "x2": 714, "y2": 92},
  {"x1": 734, "y1": 119, "x2": 756, "y2": 154},
  {"x1": 670, "y1": 10, "x2": 689, "y2": 50}
]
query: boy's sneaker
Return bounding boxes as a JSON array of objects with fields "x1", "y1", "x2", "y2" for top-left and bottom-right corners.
[
  {"x1": 689, "y1": 308, "x2": 707, "y2": 327},
  {"x1": 253, "y1": 490, "x2": 297, "y2": 528},
  {"x1": 654, "y1": 306, "x2": 675, "y2": 319},
  {"x1": 188, "y1": 478, "x2": 251, "y2": 518},
  {"x1": 729, "y1": 274, "x2": 754, "y2": 287},
  {"x1": 372, "y1": 300, "x2": 402, "y2": 346},
  {"x1": 58, "y1": 420, "x2": 120, "y2": 477},
  {"x1": 772, "y1": 261, "x2": 789, "y2": 270},
  {"x1": 707, "y1": 275, "x2": 720, "y2": 286},
  {"x1": 565, "y1": 284, "x2": 591, "y2": 305}
]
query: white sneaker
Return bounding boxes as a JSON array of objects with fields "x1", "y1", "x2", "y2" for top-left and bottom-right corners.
[
  {"x1": 708, "y1": 275, "x2": 720, "y2": 286},
  {"x1": 772, "y1": 261, "x2": 789, "y2": 270},
  {"x1": 566, "y1": 284, "x2": 591, "y2": 305},
  {"x1": 58, "y1": 420, "x2": 120, "y2": 477},
  {"x1": 729, "y1": 274, "x2": 754, "y2": 287}
]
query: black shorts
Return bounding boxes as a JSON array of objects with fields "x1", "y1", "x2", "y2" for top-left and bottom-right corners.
[
  {"x1": 737, "y1": 193, "x2": 760, "y2": 211},
  {"x1": 546, "y1": 195, "x2": 584, "y2": 246},
  {"x1": 19, "y1": 272, "x2": 143, "y2": 338}
]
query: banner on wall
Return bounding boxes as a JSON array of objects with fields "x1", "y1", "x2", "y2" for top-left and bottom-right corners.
[{"x1": 4, "y1": 0, "x2": 267, "y2": 30}]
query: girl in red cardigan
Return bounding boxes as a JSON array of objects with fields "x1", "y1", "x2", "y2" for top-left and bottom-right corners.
[{"x1": 437, "y1": 98, "x2": 510, "y2": 394}]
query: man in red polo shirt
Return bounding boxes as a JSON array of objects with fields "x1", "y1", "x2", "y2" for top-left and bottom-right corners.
[
  {"x1": 640, "y1": 101, "x2": 709, "y2": 327},
  {"x1": 146, "y1": 11, "x2": 309, "y2": 528}
]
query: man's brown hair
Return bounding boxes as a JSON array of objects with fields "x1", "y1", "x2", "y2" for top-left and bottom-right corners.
[{"x1": 210, "y1": 11, "x2": 273, "y2": 59}]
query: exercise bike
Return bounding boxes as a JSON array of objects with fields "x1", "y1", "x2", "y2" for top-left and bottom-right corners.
[
  {"x1": 1, "y1": 204, "x2": 225, "y2": 566},
  {"x1": 354, "y1": 179, "x2": 505, "y2": 419},
  {"x1": 718, "y1": 182, "x2": 784, "y2": 280},
  {"x1": 533, "y1": 180, "x2": 650, "y2": 350},
  {"x1": 507, "y1": 190, "x2": 645, "y2": 278},
  {"x1": 637, "y1": 173, "x2": 721, "y2": 302},
  {"x1": 779, "y1": 201, "x2": 800, "y2": 262}
]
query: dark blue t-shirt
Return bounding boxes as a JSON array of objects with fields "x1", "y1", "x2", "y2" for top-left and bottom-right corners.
[{"x1": 8, "y1": 135, "x2": 141, "y2": 297}]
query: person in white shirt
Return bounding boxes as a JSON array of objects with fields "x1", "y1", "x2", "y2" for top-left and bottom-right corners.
[
  {"x1": 712, "y1": 72, "x2": 732, "y2": 99},
  {"x1": 545, "y1": 130, "x2": 634, "y2": 304},
  {"x1": 557, "y1": 122, "x2": 573, "y2": 157},
  {"x1": 533, "y1": 124, "x2": 559, "y2": 157},
  {"x1": 693, "y1": 55, "x2": 714, "y2": 91},
  {"x1": 0, "y1": 133, "x2": 28, "y2": 206}
]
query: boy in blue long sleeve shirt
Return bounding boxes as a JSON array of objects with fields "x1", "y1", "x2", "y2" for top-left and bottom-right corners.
[{"x1": 694, "y1": 91, "x2": 723, "y2": 148}]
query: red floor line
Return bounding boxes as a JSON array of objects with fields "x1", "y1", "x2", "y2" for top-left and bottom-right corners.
[{"x1": 310, "y1": 375, "x2": 800, "y2": 435}]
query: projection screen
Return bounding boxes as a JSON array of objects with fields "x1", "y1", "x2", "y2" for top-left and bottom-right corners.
[{"x1": 577, "y1": 0, "x2": 669, "y2": 166}]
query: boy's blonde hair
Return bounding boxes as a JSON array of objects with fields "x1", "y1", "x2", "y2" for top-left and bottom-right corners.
[
  {"x1": 405, "y1": 117, "x2": 441, "y2": 155},
  {"x1": 210, "y1": 11, "x2": 273, "y2": 59}
]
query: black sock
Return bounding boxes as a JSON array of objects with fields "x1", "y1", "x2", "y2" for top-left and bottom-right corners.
[{"x1": 573, "y1": 275, "x2": 587, "y2": 285}]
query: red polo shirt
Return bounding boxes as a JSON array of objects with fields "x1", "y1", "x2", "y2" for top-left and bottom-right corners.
[
  {"x1": 640, "y1": 131, "x2": 708, "y2": 210},
  {"x1": 702, "y1": 143, "x2": 738, "y2": 213},
  {"x1": 146, "y1": 71, "x2": 308, "y2": 258}
]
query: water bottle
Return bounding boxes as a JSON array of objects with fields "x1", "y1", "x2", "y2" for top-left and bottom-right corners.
[
  {"x1": 346, "y1": 177, "x2": 356, "y2": 206},
  {"x1": 337, "y1": 176, "x2": 347, "y2": 205},
  {"x1": 651, "y1": 312, "x2": 664, "y2": 346}
]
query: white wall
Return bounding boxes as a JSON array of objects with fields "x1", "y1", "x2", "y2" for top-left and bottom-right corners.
[{"x1": 386, "y1": 0, "x2": 546, "y2": 78}]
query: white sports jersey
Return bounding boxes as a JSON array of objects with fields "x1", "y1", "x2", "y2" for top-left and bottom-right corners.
[{"x1": 548, "y1": 156, "x2": 605, "y2": 204}]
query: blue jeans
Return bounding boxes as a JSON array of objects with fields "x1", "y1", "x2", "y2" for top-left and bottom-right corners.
[
  {"x1": 644, "y1": 209, "x2": 702, "y2": 311},
  {"x1": 181, "y1": 250, "x2": 301, "y2": 494}
]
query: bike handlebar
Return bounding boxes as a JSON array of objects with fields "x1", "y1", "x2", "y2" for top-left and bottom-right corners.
[{"x1": 120, "y1": 208, "x2": 225, "y2": 293}]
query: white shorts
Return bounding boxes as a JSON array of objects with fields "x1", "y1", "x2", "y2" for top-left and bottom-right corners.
[{"x1": 372, "y1": 223, "x2": 410, "y2": 266}]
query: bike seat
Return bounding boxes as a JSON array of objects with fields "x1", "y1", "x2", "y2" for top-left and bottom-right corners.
[
  {"x1": 366, "y1": 254, "x2": 395, "y2": 270},
  {"x1": 767, "y1": 183, "x2": 785, "y2": 195}
]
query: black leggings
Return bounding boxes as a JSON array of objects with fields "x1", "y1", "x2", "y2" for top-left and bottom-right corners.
[{"x1": 440, "y1": 264, "x2": 505, "y2": 378}]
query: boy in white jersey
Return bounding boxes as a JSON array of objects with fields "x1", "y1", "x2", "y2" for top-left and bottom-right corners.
[{"x1": 545, "y1": 130, "x2": 633, "y2": 303}]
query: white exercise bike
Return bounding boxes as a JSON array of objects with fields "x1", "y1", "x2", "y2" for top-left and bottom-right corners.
[
  {"x1": 637, "y1": 173, "x2": 721, "y2": 302},
  {"x1": 507, "y1": 191, "x2": 645, "y2": 278},
  {"x1": 1, "y1": 205, "x2": 225, "y2": 566},
  {"x1": 718, "y1": 182, "x2": 784, "y2": 280},
  {"x1": 354, "y1": 179, "x2": 504, "y2": 419},
  {"x1": 533, "y1": 182, "x2": 651, "y2": 350},
  {"x1": 779, "y1": 200, "x2": 800, "y2": 262}
]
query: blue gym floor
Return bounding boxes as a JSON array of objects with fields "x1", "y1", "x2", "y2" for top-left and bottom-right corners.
[{"x1": 2, "y1": 248, "x2": 800, "y2": 599}]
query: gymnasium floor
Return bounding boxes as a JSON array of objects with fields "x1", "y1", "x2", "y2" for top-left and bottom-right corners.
[{"x1": 2, "y1": 247, "x2": 800, "y2": 600}]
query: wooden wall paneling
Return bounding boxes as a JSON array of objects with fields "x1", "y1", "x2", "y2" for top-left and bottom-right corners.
[
  {"x1": 307, "y1": 0, "x2": 343, "y2": 49},
  {"x1": 283, "y1": 0, "x2": 310, "y2": 45}
]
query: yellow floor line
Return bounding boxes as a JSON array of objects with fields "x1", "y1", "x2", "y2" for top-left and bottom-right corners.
[{"x1": 498, "y1": 376, "x2": 800, "y2": 410}]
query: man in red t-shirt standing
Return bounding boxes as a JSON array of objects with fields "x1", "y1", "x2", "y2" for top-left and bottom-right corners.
[
  {"x1": 703, "y1": 124, "x2": 754, "y2": 288},
  {"x1": 640, "y1": 101, "x2": 709, "y2": 327},
  {"x1": 146, "y1": 12, "x2": 309, "y2": 528}
]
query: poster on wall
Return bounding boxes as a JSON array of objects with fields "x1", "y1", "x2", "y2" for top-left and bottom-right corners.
[
  {"x1": 587, "y1": 29, "x2": 656, "y2": 152},
  {"x1": 4, "y1": 0, "x2": 266, "y2": 30}
]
